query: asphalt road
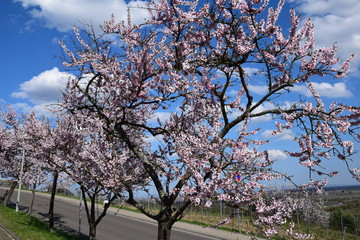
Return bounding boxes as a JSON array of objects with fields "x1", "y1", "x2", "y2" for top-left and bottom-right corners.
[{"x1": 0, "y1": 188, "x2": 222, "y2": 240}]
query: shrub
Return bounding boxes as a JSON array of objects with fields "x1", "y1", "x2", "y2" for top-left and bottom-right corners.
[{"x1": 330, "y1": 207, "x2": 356, "y2": 234}]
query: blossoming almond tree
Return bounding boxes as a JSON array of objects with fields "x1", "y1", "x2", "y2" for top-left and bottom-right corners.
[
  {"x1": 59, "y1": 0, "x2": 359, "y2": 239},
  {"x1": 0, "y1": 109, "x2": 24, "y2": 206},
  {"x1": 22, "y1": 113, "x2": 121, "y2": 239},
  {"x1": 0, "y1": 109, "x2": 48, "y2": 208},
  {"x1": 21, "y1": 113, "x2": 66, "y2": 228},
  {"x1": 52, "y1": 115, "x2": 124, "y2": 239}
]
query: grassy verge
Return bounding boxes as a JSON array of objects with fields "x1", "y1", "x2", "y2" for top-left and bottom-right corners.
[{"x1": 0, "y1": 205, "x2": 78, "y2": 240}]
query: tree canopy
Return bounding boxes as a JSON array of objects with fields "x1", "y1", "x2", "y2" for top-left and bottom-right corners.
[{"x1": 1, "y1": 0, "x2": 359, "y2": 239}]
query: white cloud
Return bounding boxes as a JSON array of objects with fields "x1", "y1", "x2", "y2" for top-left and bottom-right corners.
[
  {"x1": 268, "y1": 149, "x2": 287, "y2": 160},
  {"x1": 282, "y1": 101, "x2": 297, "y2": 109},
  {"x1": 291, "y1": 82, "x2": 352, "y2": 98},
  {"x1": 248, "y1": 80, "x2": 352, "y2": 98},
  {"x1": 228, "y1": 101, "x2": 278, "y2": 124},
  {"x1": 14, "y1": 0, "x2": 150, "y2": 32},
  {"x1": 262, "y1": 129, "x2": 294, "y2": 141},
  {"x1": 12, "y1": 67, "x2": 72, "y2": 105},
  {"x1": 145, "y1": 134, "x2": 163, "y2": 144},
  {"x1": 294, "y1": 0, "x2": 359, "y2": 18},
  {"x1": 292, "y1": 0, "x2": 360, "y2": 71},
  {"x1": 148, "y1": 111, "x2": 172, "y2": 124},
  {"x1": 243, "y1": 67, "x2": 260, "y2": 76},
  {"x1": 10, "y1": 102, "x2": 58, "y2": 118},
  {"x1": 248, "y1": 85, "x2": 268, "y2": 95},
  {"x1": 227, "y1": 107, "x2": 242, "y2": 120},
  {"x1": 251, "y1": 102, "x2": 276, "y2": 123}
]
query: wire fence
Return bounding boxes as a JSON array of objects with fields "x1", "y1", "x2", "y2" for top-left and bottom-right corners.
[{"x1": 125, "y1": 198, "x2": 360, "y2": 239}]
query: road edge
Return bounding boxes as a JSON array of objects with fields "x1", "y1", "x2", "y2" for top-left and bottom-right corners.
[{"x1": 0, "y1": 223, "x2": 20, "y2": 240}]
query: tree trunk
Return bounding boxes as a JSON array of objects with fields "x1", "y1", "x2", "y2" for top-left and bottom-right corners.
[
  {"x1": 89, "y1": 224, "x2": 97, "y2": 240},
  {"x1": 48, "y1": 169, "x2": 59, "y2": 229},
  {"x1": 81, "y1": 186, "x2": 117, "y2": 240},
  {"x1": 157, "y1": 221, "x2": 172, "y2": 240},
  {"x1": 89, "y1": 191, "x2": 96, "y2": 240},
  {"x1": 157, "y1": 210, "x2": 174, "y2": 240},
  {"x1": 81, "y1": 186, "x2": 98, "y2": 240},
  {"x1": 28, "y1": 182, "x2": 37, "y2": 215},
  {"x1": 2, "y1": 181, "x2": 17, "y2": 207},
  {"x1": 296, "y1": 211, "x2": 300, "y2": 234}
]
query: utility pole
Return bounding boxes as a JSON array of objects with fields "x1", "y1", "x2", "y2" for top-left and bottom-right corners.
[
  {"x1": 79, "y1": 189, "x2": 83, "y2": 233},
  {"x1": 16, "y1": 149, "x2": 25, "y2": 213}
]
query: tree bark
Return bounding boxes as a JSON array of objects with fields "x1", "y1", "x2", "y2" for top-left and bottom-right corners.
[
  {"x1": 2, "y1": 181, "x2": 17, "y2": 207},
  {"x1": 157, "y1": 220, "x2": 173, "y2": 240},
  {"x1": 28, "y1": 182, "x2": 37, "y2": 215},
  {"x1": 89, "y1": 191, "x2": 96, "y2": 240},
  {"x1": 81, "y1": 186, "x2": 97, "y2": 240},
  {"x1": 48, "y1": 169, "x2": 59, "y2": 229},
  {"x1": 156, "y1": 207, "x2": 175, "y2": 240},
  {"x1": 80, "y1": 186, "x2": 117, "y2": 240},
  {"x1": 89, "y1": 224, "x2": 97, "y2": 240}
]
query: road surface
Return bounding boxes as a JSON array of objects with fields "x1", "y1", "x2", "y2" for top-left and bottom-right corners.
[{"x1": 0, "y1": 187, "x2": 253, "y2": 240}]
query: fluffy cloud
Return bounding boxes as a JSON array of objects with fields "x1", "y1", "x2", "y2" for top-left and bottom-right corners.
[
  {"x1": 248, "y1": 81, "x2": 352, "y2": 98},
  {"x1": 262, "y1": 129, "x2": 294, "y2": 141},
  {"x1": 145, "y1": 134, "x2": 163, "y2": 144},
  {"x1": 227, "y1": 101, "x2": 276, "y2": 124},
  {"x1": 243, "y1": 67, "x2": 260, "y2": 76},
  {"x1": 12, "y1": 67, "x2": 72, "y2": 105},
  {"x1": 251, "y1": 102, "x2": 276, "y2": 123},
  {"x1": 291, "y1": 82, "x2": 352, "y2": 98},
  {"x1": 268, "y1": 149, "x2": 287, "y2": 160},
  {"x1": 292, "y1": 0, "x2": 359, "y2": 20},
  {"x1": 14, "y1": 0, "x2": 150, "y2": 32},
  {"x1": 148, "y1": 111, "x2": 172, "y2": 124},
  {"x1": 11, "y1": 102, "x2": 58, "y2": 117},
  {"x1": 248, "y1": 85, "x2": 268, "y2": 95},
  {"x1": 292, "y1": 0, "x2": 360, "y2": 70}
]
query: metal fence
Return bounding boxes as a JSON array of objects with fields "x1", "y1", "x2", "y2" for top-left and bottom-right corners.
[{"x1": 125, "y1": 198, "x2": 360, "y2": 239}]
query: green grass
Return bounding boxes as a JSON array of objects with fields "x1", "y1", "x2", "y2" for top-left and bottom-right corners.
[
  {"x1": 179, "y1": 218, "x2": 251, "y2": 235},
  {"x1": 0, "y1": 205, "x2": 78, "y2": 240}
]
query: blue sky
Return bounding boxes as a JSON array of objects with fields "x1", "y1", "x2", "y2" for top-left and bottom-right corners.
[{"x1": 0, "y1": 0, "x2": 359, "y2": 186}]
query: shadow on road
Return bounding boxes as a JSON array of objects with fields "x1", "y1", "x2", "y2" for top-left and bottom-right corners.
[
  {"x1": 56, "y1": 224, "x2": 88, "y2": 240},
  {"x1": 35, "y1": 212, "x2": 88, "y2": 240},
  {"x1": 3, "y1": 202, "x2": 88, "y2": 240}
]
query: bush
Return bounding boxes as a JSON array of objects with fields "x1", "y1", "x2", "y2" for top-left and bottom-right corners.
[{"x1": 330, "y1": 207, "x2": 356, "y2": 234}]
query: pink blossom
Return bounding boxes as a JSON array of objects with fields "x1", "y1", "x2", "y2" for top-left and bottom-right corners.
[{"x1": 53, "y1": 0, "x2": 360, "y2": 238}]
